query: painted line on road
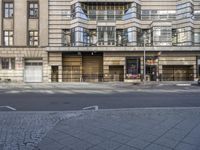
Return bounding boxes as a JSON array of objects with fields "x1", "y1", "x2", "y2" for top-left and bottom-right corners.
[
  {"x1": 83, "y1": 105, "x2": 99, "y2": 111},
  {"x1": 0, "y1": 106, "x2": 16, "y2": 111},
  {"x1": 176, "y1": 84, "x2": 191, "y2": 86}
]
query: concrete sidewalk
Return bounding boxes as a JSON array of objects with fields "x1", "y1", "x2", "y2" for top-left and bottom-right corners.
[
  {"x1": 35, "y1": 108, "x2": 200, "y2": 150},
  {"x1": 0, "y1": 81, "x2": 198, "y2": 90}
]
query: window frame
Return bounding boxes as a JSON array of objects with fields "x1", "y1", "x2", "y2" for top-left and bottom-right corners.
[
  {"x1": 3, "y1": 1, "x2": 14, "y2": 18},
  {"x1": 3, "y1": 30, "x2": 14, "y2": 46},
  {"x1": 0, "y1": 58, "x2": 15, "y2": 70},
  {"x1": 28, "y1": 30, "x2": 39, "y2": 47},
  {"x1": 28, "y1": 1, "x2": 39, "y2": 19}
]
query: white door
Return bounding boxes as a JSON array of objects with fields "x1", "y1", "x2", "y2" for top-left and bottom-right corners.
[{"x1": 24, "y1": 60, "x2": 43, "y2": 83}]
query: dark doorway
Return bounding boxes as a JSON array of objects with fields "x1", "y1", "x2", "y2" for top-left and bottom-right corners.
[
  {"x1": 146, "y1": 65, "x2": 157, "y2": 81},
  {"x1": 51, "y1": 66, "x2": 58, "y2": 82},
  {"x1": 109, "y1": 66, "x2": 124, "y2": 82}
]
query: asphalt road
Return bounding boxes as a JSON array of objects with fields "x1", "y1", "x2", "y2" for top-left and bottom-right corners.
[{"x1": 0, "y1": 89, "x2": 200, "y2": 111}]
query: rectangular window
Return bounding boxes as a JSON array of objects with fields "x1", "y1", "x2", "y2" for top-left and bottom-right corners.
[
  {"x1": 4, "y1": 2, "x2": 14, "y2": 18},
  {"x1": 176, "y1": 27, "x2": 193, "y2": 46},
  {"x1": 1, "y1": 58, "x2": 15, "y2": 70},
  {"x1": 194, "y1": 32, "x2": 200, "y2": 46},
  {"x1": 97, "y1": 26, "x2": 115, "y2": 46},
  {"x1": 3, "y1": 31, "x2": 13, "y2": 46},
  {"x1": 62, "y1": 29, "x2": 71, "y2": 46},
  {"x1": 29, "y1": 31, "x2": 39, "y2": 46},
  {"x1": 126, "y1": 58, "x2": 141, "y2": 79},
  {"x1": 29, "y1": 2, "x2": 39, "y2": 18},
  {"x1": 70, "y1": 27, "x2": 90, "y2": 46},
  {"x1": 153, "y1": 27, "x2": 172, "y2": 46}
]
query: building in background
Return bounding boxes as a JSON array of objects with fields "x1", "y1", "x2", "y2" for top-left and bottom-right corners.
[
  {"x1": 0, "y1": 0, "x2": 200, "y2": 83},
  {"x1": 0, "y1": 0, "x2": 48, "y2": 82}
]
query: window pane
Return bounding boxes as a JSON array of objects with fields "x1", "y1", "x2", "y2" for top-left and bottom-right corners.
[{"x1": 4, "y1": 3, "x2": 13, "y2": 18}]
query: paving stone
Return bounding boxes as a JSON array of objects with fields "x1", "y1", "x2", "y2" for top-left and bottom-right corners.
[
  {"x1": 111, "y1": 134, "x2": 132, "y2": 144},
  {"x1": 116, "y1": 145, "x2": 138, "y2": 150},
  {"x1": 67, "y1": 140, "x2": 94, "y2": 150},
  {"x1": 0, "y1": 112, "x2": 81, "y2": 150},
  {"x1": 1, "y1": 108, "x2": 200, "y2": 150},
  {"x1": 96, "y1": 140, "x2": 122, "y2": 150},
  {"x1": 154, "y1": 137, "x2": 179, "y2": 149},
  {"x1": 56, "y1": 135, "x2": 81, "y2": 146},
  {"x1": 88, "y1": 145, "x2": 106, "y2": 150},
  {"x1": 144, "y1": 143, "x2": 172, "y2": 150},
  {"x1": 162, "y1": 128, "x2": 187, "y2": 141},
  {"x1": 137, "y1": 134, "x2": 158, "y2": 142},
  {"x1": 126, "y1": 138, "x2": 150, "y2": 149},
  {"x1": 46, "y1": 130, "x2": 70, "y2": 141},
  {"x1": 37, "y1": 139, "x2": 64, "y2": 150},
  {"x1": 182, "y1": 136, "x2": 200, "y2": 146},
  {"x1": 175, "y1": 142, "x2": 199, "y2": 150}
]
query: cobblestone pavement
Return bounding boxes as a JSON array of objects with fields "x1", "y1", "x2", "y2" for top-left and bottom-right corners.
[
  {"x1": 0, "y1": 112, "x2": 82, "y2": 150},
  {"x1": 36, "y1": 108, "x2": 200, "y2": 150}
]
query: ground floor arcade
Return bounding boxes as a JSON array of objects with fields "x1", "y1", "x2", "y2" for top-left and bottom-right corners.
[
  {"x1": 0, "y1": 48, "x2": 199, "y2": 83},
  {"x1": 48, "y1": 51, "x2": 200, "y2": 83}
]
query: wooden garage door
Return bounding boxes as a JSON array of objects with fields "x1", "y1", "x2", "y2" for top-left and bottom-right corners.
[
  {"x1": 163, "y1": 65, "x2": 194, "y2": 81},
  {"x1": 62, "y1": 56, "x2": 81, "y2": 82},
  {"x1": 82, "y1": 56, "x2": 103, "y2": 82}
]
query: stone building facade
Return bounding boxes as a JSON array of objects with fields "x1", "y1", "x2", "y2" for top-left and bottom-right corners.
[{"x1": 0, "y1": 0, "x2": 200, "y2": 82}]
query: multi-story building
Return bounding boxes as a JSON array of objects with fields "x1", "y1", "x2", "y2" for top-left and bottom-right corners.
[
  {"x1": 0, "y1": 0, "x2": 200, "y2": 83},
  {"x1": 0, "y1": 0, "x2": 48, "y2": 82}
]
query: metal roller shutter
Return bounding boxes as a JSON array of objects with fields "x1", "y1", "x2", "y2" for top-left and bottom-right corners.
[{"x1": 24, "y1": 60, "x2": 43, "y2": 83}]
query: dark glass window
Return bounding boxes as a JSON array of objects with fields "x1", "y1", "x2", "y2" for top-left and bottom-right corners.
[
  {"x1": 4, "y1": 2, "x2": 13, "y2": 18},
  {"x1": 71, "y1": 27, "x2": 90, "y2": 46},
  {"x1": 153, "y1": 27, "x2": 172, "y2": 46},
  {"x1": 1, "y1": 58, "x2": 15, "y2": 70},
  {"x1": 3, "y1": 31, "x2": 13, "y2": 46},
  {"x1": 98, "y1": 26, "x2": 115, "y2": 46},
  {"x1": 126, "y1": 58, "x2": 141, "y2": 79},
  {"x1": 29, "y1": 31, "x2": 39, "y2": 46},
  {"x1": 29, "y1": 2, "x2": 39, "y2": 18},
  {"x1": 126, "y1": 58, "x2": 140, "y2": 75},
  {"x1": 194, "y1": 32, "x2": 200, "y2": 46}
]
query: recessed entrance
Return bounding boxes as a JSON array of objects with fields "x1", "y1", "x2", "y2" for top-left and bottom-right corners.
[
  {"x1": 146, "y1": 65, "x2": 157, "y2": 81},
  {"x1": 109, "y1": 66, "x2": 124, "y2": 82},
  {"x1": 51, "y1": 66, "x2": 58, "y2": 82}
]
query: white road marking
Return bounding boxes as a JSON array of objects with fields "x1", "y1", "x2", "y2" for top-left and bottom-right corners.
[
  {"x1": 176, "y1": 84, "x2": 191, "y2": 86},
  {"x1": 6, "y1": 91, "x2": 21, "y2": 94},
  {"x1": 0, "y1": 106, "x2": 16, "y2": 111},
  {"x1": 83, "y1": 105, "x2": 99, "y2": 111}
]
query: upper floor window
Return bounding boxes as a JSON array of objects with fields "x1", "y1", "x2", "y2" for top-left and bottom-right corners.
[
  {"x1": 3, "y1": 31, "x2": 14, "y2": 46},
  {"x1": 194, "y1": 10, "x2": 200, "y2": 20},
  {"x1": 98, "y1": 26, "x2": 115, "y2": 46},
  {"x1": 4, "y1": 2, "x2": 14, "y2": 18},
  {"x1": 141, "y1": 10, "x2": 176, "y2": 21},
  {"x1": 153, "y1": 27, "x2": 172, "y2": 46},
  {"x1": 62, "y1": 29, "x2": 71, "y2": 46},
  {"x1": 71, "y1": 2, "x2": 138, "y2": 21},
  {"x1": 29, "y1": 2, "x2": 39, "y2": 18},
  {"x1": 176, "y1": 2, "x2": 193, "y2": 20},
  {"x1": 29, "y1": 31, "x2": 39, "y2": 46}
]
